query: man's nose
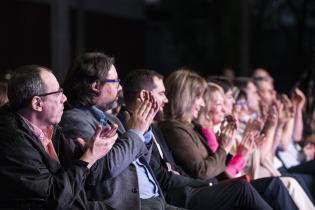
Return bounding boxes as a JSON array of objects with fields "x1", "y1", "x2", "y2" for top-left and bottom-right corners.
[{"x1": 62, "y1": 93, "x2": 67, "y2": 103}]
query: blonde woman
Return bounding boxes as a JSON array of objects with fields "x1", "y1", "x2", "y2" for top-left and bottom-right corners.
[
  {"x1": 196, "y1": 83, "x2": 260, "y2": 179},
  {"x1": 160, "y1": 70, "x2": 231, "y2": 180}
]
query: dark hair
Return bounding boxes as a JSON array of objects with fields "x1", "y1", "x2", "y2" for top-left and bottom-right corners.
[
  {"x1": 234, "y1": 89, "x2": 247, "y2": 101},
  {"x1": 207, "y1": 76, "x2": 233, "y2": 93},
  {"x1": 123, "y1": 69, "x2": 163, "y2": 106},
  {"x1": 63, "y1": 52, "x2": 114, "y2": 107},
  {"x1": 233, "y1": 77, "x2": 253, "y2": 92},
  {"x1": 8, "y1": 65, "x2": 49, "y2": 111},
  {"x1": 252, "y1": 76, "x2": 270, "y2": 88}
]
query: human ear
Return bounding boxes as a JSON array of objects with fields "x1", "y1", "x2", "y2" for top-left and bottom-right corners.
[
  {"x1": 31, "y1": 96, "x2": 43, "y2": 112},
  {"x1": 91, "y1": 81, "x2": 101, "y2": 93},
  {"x1": 139, "y1": 90, "x2": 149, "y2": 102}
]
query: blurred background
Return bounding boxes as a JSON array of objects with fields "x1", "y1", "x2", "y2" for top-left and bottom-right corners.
[{"x1": 0, "y1": 0, "x2": 315, "y2": 93}]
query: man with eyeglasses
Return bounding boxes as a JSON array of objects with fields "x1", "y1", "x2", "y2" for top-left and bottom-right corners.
[
  {"x1": 0, "y1": 65, "x2": 117, "y2": 209},
  {"x1": 60, "y1": 52, "x2": 186, "y2": 210}
]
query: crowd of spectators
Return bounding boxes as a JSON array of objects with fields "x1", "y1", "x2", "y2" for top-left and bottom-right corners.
[{"x1": 0, "y1": 52, "x2": 314, "y2": 210}]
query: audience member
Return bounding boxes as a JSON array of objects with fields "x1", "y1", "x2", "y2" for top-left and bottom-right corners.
[
  {"x1": 60, "y1": 52, "x2": 185, "y2": 210},
  {"x1": 0, "y1": 65, "x2": 116, "y2": 210}
]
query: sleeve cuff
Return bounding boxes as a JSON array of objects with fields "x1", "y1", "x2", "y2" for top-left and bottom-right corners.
[{"x1": 129, "y1": 129, "x2": 146, "y2": 142}]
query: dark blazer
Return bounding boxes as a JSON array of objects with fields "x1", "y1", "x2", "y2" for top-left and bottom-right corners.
[
  {"x1": 159, "y1": 119, "x2": 227, "y2": 180},
  {"x1": 0, "y1": 106, "x2": 91, "y2": 210},
  {"x1": 149, "y1": 125, "x2": 210, "y2": 207},
  {"x1": 60, "y1": 107, "x2": 159, "y2": 210}
]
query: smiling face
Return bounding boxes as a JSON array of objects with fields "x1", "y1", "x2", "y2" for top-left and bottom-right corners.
[
  {"x1": 208, "y1": 91, "x2": 226, "y2": 125},
  {"x1": 191, "y1": 95, "x2": 205, "y2": 120},
  {"x1": 151, "y1": 76, "x2": 168, "y2": 112}
]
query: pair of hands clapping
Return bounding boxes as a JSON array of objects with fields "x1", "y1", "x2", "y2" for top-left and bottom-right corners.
[
  {"x1": 237, "y1": 119, "x2": 265, "y2": 156},
  {"x1": 124, "y1": 91, "x2": 159, "y2": 134},
  {"x1": 218, "y1": 115, "x2": 237, "y2": 153},
  {"x1": 219, "y1": 115, "x2": 265, "y2": 156},
  {"x1": 79, "y1": 124, "x2": 118, "y2": 168}
]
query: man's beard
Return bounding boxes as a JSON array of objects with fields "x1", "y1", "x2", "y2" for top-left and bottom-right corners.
[
  {"x1": 104, "y1": 93, "x2": 124, "y2": 112},
  {"x1": 154, "y1": 110, "x2": 164, "y2": 123},
  {"x1": 104, "y1": 100, "x2": 118, "y2": 111}
]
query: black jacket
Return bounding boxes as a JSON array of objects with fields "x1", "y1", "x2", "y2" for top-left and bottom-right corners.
[
  {"x1": 0, "y1": 106, "x2": 91, "y2": 210},
  {"x1": 149, "y1": 125, "x2": 210, "y2": 207}
]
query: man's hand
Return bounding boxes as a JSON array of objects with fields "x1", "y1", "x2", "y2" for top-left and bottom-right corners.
[
  {"x1": 80, "y1": 124, "x2": 118, "y2": 168},
  {"x1": 124, "y1": 91, "x2": 158, "y2": 134}
]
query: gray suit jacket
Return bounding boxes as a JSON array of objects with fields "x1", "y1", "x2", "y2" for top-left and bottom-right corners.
[{"x1": 60, "y1": 107, "x2": 163, "y2": 210}]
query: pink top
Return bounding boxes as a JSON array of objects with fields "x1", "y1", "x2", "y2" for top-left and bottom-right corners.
[
  {"x1": 201, "y1": 127, "x2": 245, "y2": 178},
  {"x1": 201, "y1": 127, "x2": 219, "y2": 152}
]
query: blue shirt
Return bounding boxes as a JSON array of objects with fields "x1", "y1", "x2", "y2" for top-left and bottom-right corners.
[
  {"x1": 90, "y1": 106, "x2": 159, "y2": 199},
  {"x1": 90, "y1": 106, "x2": 108, "y2": 128}
]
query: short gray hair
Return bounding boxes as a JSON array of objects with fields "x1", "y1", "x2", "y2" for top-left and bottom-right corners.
[{"x1": 8, "y1": 65, "x2": 48, "y2": 111}]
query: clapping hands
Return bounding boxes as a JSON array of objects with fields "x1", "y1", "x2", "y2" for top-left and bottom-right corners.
[
  {"x1": 124, "y1": 91, "x2": 159, "y2": 134},
  {"x1": 79, "y1": 124, "x2": 118, "y2": 168},
  {"x1": 291, "y1": 88, "x2": 306, "y2": 111},
  {"x1": 238, "y1": 119, "x2": 265, "y2": 155},
  {"x1": 218, "y1": 115, "x2": 237, "y2": 153}
]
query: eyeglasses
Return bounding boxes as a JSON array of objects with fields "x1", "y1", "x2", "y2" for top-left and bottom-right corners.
[
  {"x1": 101, "y1": 79, "x2": 120, "y2": 88},
  {"x1": 235, "y1": 100, "x2": 247, "y2": 108},
  {"x1": 37, "y1": 88, "x2": 63, "y2": 97}
]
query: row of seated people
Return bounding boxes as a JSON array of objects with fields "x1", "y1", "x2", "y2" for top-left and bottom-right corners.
[{"x1": 0, "y1": 52, "x2": 313, "y2": 210}]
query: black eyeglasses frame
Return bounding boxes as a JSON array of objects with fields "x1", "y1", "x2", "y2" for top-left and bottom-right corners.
[{"x1": 37, "y1": 88, "x2": 63, "y2": 97}]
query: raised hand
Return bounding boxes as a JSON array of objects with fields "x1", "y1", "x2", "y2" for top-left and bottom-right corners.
[
  {"x1": 237, "y1": 130, "x2": 256, "y2": 157},
  {"x1": 292, "y1": 88, "x2": 306, "y2": 111},
  {"x1": 259, "y1": 101, "x2": 269, "y2": 121},
  {"x1": 254, "y1": 133, "x2": 266, "y2": 148},
  {"x1": 280, "y1": 94, "x2": 295, "y2": 118},
  {"x1": 239, "y1": 119, "x2": 264, "y2": 152},
  {"x1": 223, "y1": 115, "x2": 238, "y2": 130},
  {"x1": 80, "y1": 124, "x2": 118, "y2": 168},
  {"x1": 261, "y1": 104, "x2": 278, "y2": 134},
  {"x1": 219, "y1": 120, "x2": 237, "y2": 153},
  {"x1": 276, "y1": 96, "x2": 293, "y2": 125},
  {"x1": 244, "y1": 118, "x2": 263, "y2": 134},
  {"x1": 124, "y1": 91, "x2": 158, "y2": 134}
]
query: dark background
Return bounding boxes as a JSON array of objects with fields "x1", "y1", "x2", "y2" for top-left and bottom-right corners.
[{"x1": 0, "y1": 0, "x2": 314, "y2": 93}]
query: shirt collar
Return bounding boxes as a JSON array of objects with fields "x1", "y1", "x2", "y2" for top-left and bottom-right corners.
[
  {"x1": 90, "y1": 106, "x2": 108, "y2": 127},
  {"x1": 143, "y1": 127, "x2": 153, "y2": 143},
  {"x1": 18, "y1": 114, "x2": 53, "y2": 142}
]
